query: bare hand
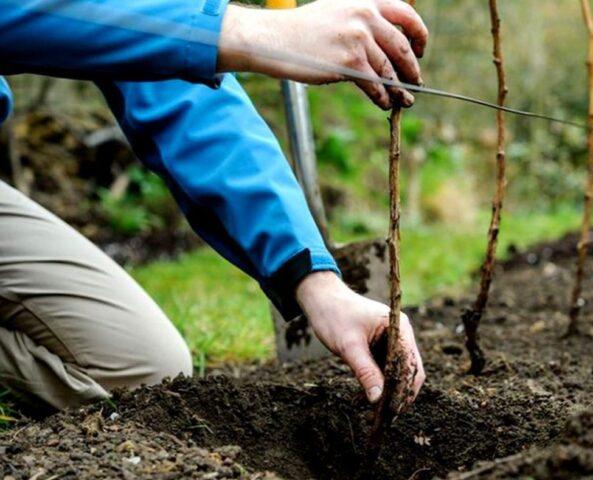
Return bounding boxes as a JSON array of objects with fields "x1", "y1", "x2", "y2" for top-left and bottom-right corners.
[
  {"x1": 295, "y1": 271, "x2": 425, "y2": 404},
  {"x1": 218, "y1": 0, "x2": 428, "y2": 110}
]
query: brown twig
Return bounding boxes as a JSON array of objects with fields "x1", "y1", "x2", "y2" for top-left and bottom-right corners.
[
  {"x1": 367, "y1": 108, "x2": 405, "y2": 463},
  {"x1": 567, "y1": 0, "x2": 593, "y2": 336},
  {"x1": 367, "y1": 106, "x2": 418, "y2": 466},
  {"x1": 367, "y1": 0, "x2": 418, "y2": 465},
  {"x1": 462, "y1": 0, "x2": 508, "y2": 375}
]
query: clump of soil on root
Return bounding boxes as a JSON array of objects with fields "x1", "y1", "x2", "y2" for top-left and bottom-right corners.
[{"x1": 3, "y1": 234, "x2": 593, "y2": 479}]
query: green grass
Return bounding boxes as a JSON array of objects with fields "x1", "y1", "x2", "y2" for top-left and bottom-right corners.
[
  {"x1": 0, "y1": 390, "x2": 18, "y2": 427},
  {"x1": 129, "y1": 205, "x2": 582, "y2": 367},
  {"x1": 129, "y1": 249, "x2": 273, "y2": 371},
  {"x1": 400, "y1": 206, "x2": 581, "y2": 304}
]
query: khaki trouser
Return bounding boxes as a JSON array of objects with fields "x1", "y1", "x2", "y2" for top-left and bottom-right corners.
[{"x1": 0, "y1": 180, "x2": 192, "y2": 410}]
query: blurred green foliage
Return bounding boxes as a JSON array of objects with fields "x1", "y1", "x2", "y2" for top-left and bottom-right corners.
[
  {"x1": 241, "y1": 0, "x2": 588, "y2": 237},
  {"x1": 402, "y1": 115, "x2": 423, "y2": 144},
  {"x1": 316, "y1": 130, "x2": 354, "y2": 176},
  {"x1": 98, "y1": 165, "x2": 174, "y2": 235},
  {"x1": 6, "y1": 0, "x2": 589, "y2": 240},
  {"x1": 130, "y1": 247, "x2": 273, "y2": 368}
]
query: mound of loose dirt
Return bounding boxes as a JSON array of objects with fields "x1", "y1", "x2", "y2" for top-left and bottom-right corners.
[
  {"x1": 447, "y1": 409, "x2": 593, "y2": 480},
  {"x1": 1, "y1": 407, "x2": 279, "y2": 479},
  {"x1": 3, "y1": 234, "x2": 593, "y2": 479}
]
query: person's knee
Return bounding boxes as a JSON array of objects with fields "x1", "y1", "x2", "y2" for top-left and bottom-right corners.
[
  {"x1": 83, "y1": 308, "x2": 194, "y2": 391},
  {"x1": 149, "y1": 335, "x2": 193, "y2": 381},
  {"x1": 137, "y1": 325, "x2": 193, "y2": 385}
]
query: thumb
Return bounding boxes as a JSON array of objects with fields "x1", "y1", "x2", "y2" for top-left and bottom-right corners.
[{"x1": 341, "y1": 340, "x2": 385, "y2": 403}]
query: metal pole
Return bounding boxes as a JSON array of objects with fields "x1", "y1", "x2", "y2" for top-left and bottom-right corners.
[{"x1": 281, "y1": 80, "x2": 331, "y2": 247}]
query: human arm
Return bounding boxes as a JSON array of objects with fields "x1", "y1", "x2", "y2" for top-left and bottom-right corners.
[
  {"x1": 96, "y1": 75, "x2": 339, "y2": 319},
  {"x1": 1, "y1": 0, "x2": 427, "y2": 107},
  {"x1": 97, "y1": 75, "x2": 425, "y2": 403}
]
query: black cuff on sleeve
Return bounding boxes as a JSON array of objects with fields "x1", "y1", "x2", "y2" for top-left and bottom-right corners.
[{"x1": 261, "y1": 249, "x2": 313, "y2": 322}]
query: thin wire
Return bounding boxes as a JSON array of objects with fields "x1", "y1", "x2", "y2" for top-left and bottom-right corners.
[
  {"x1": 399, "y1": 84, "x2": 587, "y2": 129},
  {"x1": 6, "y1": 0, "x2": 587, "y2": 129}
]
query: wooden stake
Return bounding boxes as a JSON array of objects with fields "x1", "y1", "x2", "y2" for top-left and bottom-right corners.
[
  {"x1": 567, "y1": 0, "x2": 593, "y2": 336},
  {"x1": 462, "y1": 0, "x2": 508, "y2": 375}
]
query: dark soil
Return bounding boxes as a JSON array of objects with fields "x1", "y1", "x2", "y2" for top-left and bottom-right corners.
[
  {"x1": 0, "y1": 409, "x2": 279, "y2": 479},
  {"x1": 3, "y1": 233, "x2": 593, "y2": 479},
  {"x1": 447, "y1": 409, "x2": 593, "y2": 479}
]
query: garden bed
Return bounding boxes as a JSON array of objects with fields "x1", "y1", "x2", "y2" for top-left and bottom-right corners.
[{"x1": 2, "y1": 234, "x2": 593, "y2": 479}]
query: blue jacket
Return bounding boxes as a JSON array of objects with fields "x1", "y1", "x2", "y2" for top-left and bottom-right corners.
[{"x1": 0, "y1": 0, "x2": 340, "y2": 320}]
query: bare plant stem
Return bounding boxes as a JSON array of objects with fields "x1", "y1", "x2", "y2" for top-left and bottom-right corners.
[
  {"x1": 367, "y1": 0, "x2": 417, "y2": 464},
  {"x1": 462, "y1": 0, "x2": 508, "y2": 375},
  {"x1": 567, "y1": 0, "x2": 593, "y2": 336},
  {"x1": 367, "y1": 108, "x2": 406, "y2": 462}
]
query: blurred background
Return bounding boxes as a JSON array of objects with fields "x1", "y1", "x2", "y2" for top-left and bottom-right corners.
[{"x1": 0, "y1": 0, "x2": 588, "y2": 369}]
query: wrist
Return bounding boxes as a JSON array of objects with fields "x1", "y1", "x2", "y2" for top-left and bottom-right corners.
[
  {"x1": 217, "y1": 5, "x2": 249, "y2": 72},
  {"x1": 295, "y1": 271, "x2": 346, "y2": 317},
  {"x1": 218, "y1": 6, "x2": 282, "y2": 74}
]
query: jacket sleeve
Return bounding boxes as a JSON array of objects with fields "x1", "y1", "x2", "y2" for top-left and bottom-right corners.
[
  {"x1": 0, "y1": 0, "x2": 228, "y2": 86},
  {"x1": 96, "y1": 76, "x2": 340, "y2": 320}
]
